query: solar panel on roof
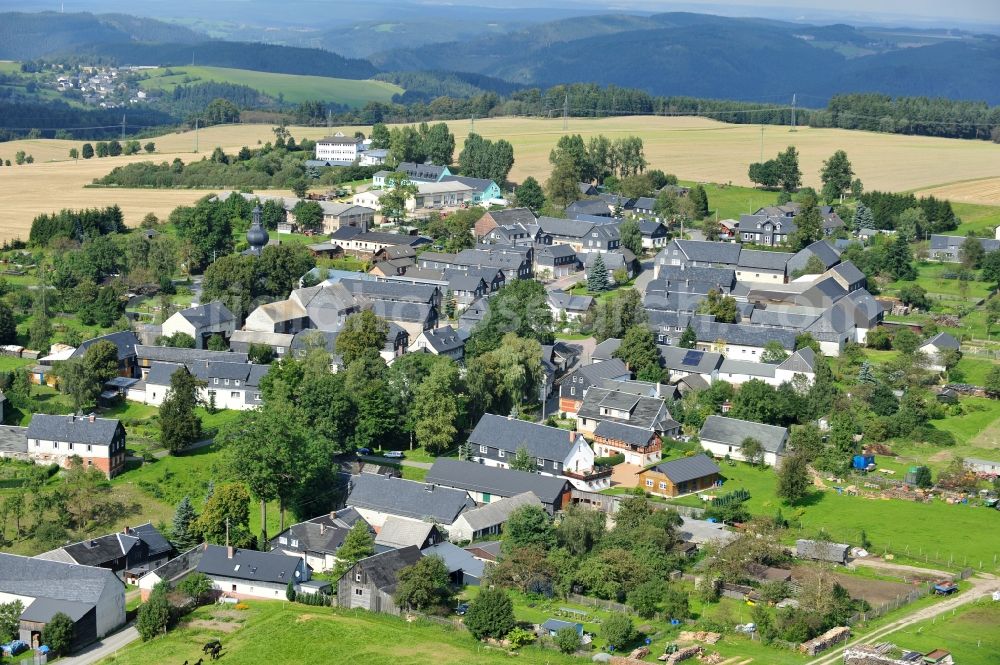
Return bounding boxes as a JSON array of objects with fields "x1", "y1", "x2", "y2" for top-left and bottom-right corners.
[{"x1": 681, "y1": 350, "x2": 703, "y2": 366}]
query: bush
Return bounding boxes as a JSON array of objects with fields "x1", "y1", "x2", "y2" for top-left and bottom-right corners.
[
  {"x1": 463, "y1": 588, "x2": 516, "y2": 641},
  {"x1": 601, "y1": 613, "x2": 635, "y2": 649},
  {"x1": 41, "y1": 612, "x2": 74, "y2": 655},
  {"x1": 555, "y1": 626, "x2": 581, "y2": 654},
  {"x1": 506, "y1": 627, "x2": 535, "y2": 649},
  {"x1": 594, "y1": 453, "x2": 625, "y2": 467}
]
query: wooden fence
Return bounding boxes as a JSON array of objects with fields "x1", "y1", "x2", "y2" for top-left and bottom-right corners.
[
  {"x1": 566, "y1": 593, "x2": 634, "y2": 614},
  {"x1": 847, "y1": 583, "x2": 931, "y2": 625}
]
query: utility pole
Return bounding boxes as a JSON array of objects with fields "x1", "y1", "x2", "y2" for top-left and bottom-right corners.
[
  {"x1": 470, "y1": 113, "x2": 475, "y2": 133},
  {"x1": 760, "y1": 125, "x2": 765, "y2": 162},
  {"x1": 326, "y1": 109, "x2": 332, "y2": 129},
  {"x1": 225, "y1": 517, "x2": 230, "y2": 547},
  {"x1": 563, "y1": 93, "x2": 569, "y2": 131},
  {"x1": 121, "y1": 113, "x2": 126, "y2": 141},
  {"x1": 790, "y1": 93, "x2": 797, "y2": 132},
  {"x1": 194, "y1": 117, "x2": 199, "y2": 153}
]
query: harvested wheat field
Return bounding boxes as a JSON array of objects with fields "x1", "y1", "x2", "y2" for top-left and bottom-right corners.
[
  {"x1": 917, "y1": 176, "x2": 1000, "y2": 206},
  {"x1": 2, "y1": 116, "x2": 1000, "y2": 241}
]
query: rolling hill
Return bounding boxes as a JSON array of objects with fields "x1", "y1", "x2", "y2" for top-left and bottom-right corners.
[
  {"x1": 139, "y1": 66, "x2": 402, "y2": 107},
  {"x1": 371, "y1": 12, "x2": 1000, "y2": 104}
]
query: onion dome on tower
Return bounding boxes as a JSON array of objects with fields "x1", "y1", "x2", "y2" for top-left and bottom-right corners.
[{"x1": 244, "y1": 204, "x2": 269, "y2": 256}]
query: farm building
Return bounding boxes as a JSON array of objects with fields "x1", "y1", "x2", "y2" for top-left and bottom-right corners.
[
  {"x1": 336, "y1": 546, "x2": 423, "y2": 616},
  {"x1": 196, "y1": 544, "x2": 309, "y2": 601},
  {"x1": 636, "y1": 454, "x2": 720, "y2": 498},
  {"x1": 421, "y1": 542, "x2": 486, "y2": 586},
  {"x1": 796, "y1": 539, "x2": 850, "y2": 564},
  {"x1": 699, "y1": 415, "x2": 788, "y2": 467}
]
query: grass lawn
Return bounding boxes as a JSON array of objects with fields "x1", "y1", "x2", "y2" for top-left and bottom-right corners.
[
  {"x1": 881, "y1": 599, "x2": 1000, "y2": 665},
  {"x1": 98, "y1": 601, "x2": 579, "y2": 665},
  {"x1": 884, "y1": 262, "x2": 993, "y2": 301},
  {"x1": 0, "y1": 355, "x2": 32, "y2": 373},
  {"x1": 681, "y1": 180, "x2": 780, "y2": 221},
  {"x1": 947, "y1": 202, "x2": 1000, "y2": 237},
  {"x1": 138, "y1": 66, "x2": 402, "y2": 107},
  {"x1": 668, "y1": 460, "x2": 1000, "y2": 571}
]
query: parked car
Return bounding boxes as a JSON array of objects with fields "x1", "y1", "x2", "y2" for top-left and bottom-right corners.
[
  {"x1": 455, "y1": 603, "x2": 469, "y2": 615},
  {"x1": 356, "y1": 447, "x2": 372, "y2": 455},
  {"x1": 384, "y1": 450, "x2": 404, "y2": 459}
]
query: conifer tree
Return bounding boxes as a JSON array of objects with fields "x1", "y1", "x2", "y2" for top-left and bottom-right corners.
[
  {"x1": 588, "y1": 255, "x2": 609, "y2": 292},
  {"x1": 171, "y1": 496, "x2": 198, "y2": 551}
]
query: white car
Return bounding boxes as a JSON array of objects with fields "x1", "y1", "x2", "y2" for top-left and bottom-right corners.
[{"x1": 383, "y1": 451, "x2": 404, "y2": 459}]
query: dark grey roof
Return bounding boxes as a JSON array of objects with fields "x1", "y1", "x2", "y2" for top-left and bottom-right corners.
[
  {"x1": 486, "y1": 208, "x2": 536, "y2": 227},
  {"x1": 398, "y1": 162, "x2": 448, "y2": 181},
  {"x1": 700, "y1": 415, "x2": 788, "y2": 452},
  {"x1": 830, "y1": 261, "x2": 866, "y2": 285},
  {"x1": 26, "y1": 414, "x2": 121, "y2": 445},
  {"x1": 692, "y1": 320, "x2": 798, "y2": 350},
  {"x1": 456, "y1": 493, "x2": 543, "y2": 531},
  {"x1": 548, "y1": 290, "x2": 593, "y2": 312},
  {"x1": 535, "y1": 243, "x2": 577, "y2": 259},
  {"x1": 656, "y1": 265, "x2": 736, "y2": 289},
  {"x1": 70, "y1": 331, "x2": 139, "y2": 361},
  {"x1": 0, "y1": 553, "x2": 120, "y2": 605},
  {"x1": 130, "y1": 523, "x2": 173, "y2": 558},
  {"x1": 186, "y1": 361, "x2": 269, "y2": 387},
  {"x1": 422, "y1": 542, "x2": 485, "y2": 579},
  {"x1": 673, "y1": 240, "x2": 742, "y2": 265},
  {"x1": 749, "y1": 308, "x2": 820, "y2": 329},
  {"x1": 469, "y1": 414, "x2": 581, "y2": 462},
  {"x1": 49, "y1": 532, "x2": 138, "y2": 568},
  {"x1": 19, "y1": 597, "x2": 94, "y2": 623},
  {"x1": 658, "y1": 346, "x2": 723, "y2": 374},
  {"x1": 346, "y1": 473, "x2": 475, "y2": 524},
  {"x1": 796, "y1": 539, "x2": 849, "y2": 562},
  {"x1": 592, "y1": 338, "x2": 622, "y2": 361},
  {"x1": 572, "y1": 358, "x2": 630, "y2": 383},
  {"x1": 272, "y1": 509, "x2": 368, "y2": 556},
  {"x1": 369, "y1": 299, "x2": 434, "y2": 324},
  {"x1": 923, "y1": 332, "x2": 960, "y2": 350},
  {"x1": 175, "y1": 301, "x2": 235, "y2": 327},
  {"x1": 930, "y1": 234, "x2": 1000, "y2": 252},
  {"x1": 646, "y1": 454, "x2": 720, "y2": 483},
  {"x1": 426, "y1": 459, "x2": 569, "y2": 506},
  {"x1": 144, "y1": 361, "x2": 185, "y2": 386},
  {"x1": 594, "y1": 421, "x2": 656, "y2": 448},
  {"x1": 197, "y1": 544, "x2": 304, "y2": 584},
  {"x1": 137, "y1": 345, "x2": 247, "y2": 365},
  {"x1": 374, "y1": 517, "x2": 439, "y2": 550},
  {"x1": 0, "y1": 425, "x2": 27, "y2": 454},
  {"x1": 537, "y1": 216, "x2": 596, "y2": 238},
  {"x1": 633, "y1": 197, "x2": 657, "y2": 211},
  {"x1": 441, "y1": 175, "x2": 496, "y2": 192},
  {"x1": 577, "y1": 387, "x2": 672, "y2": 432},
  {"x1": 737, "y1": 249, "x2": 792, "y2": 271},
  {"x1": 565, "y1": 199, "x2": 613, "y2": 217},
  {"x1": 353, "y1": 546, "x2": 423, "y2": 594},
  {"x1": 778, "y1": 347, "x2": 817, "y2": 373},
  {"x1": 341, "y1": 278, "x2": 437, "y2": 304},
  {"x1": 420, "y1": 325, "x2": 464, "y2": 353}
]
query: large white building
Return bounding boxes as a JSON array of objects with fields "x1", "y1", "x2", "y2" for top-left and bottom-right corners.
[{"x1": 315, "y1": 133, "x2": 363, "y2": 163}]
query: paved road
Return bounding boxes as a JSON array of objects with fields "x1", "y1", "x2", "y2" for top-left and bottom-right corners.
[
  {"x1": 59, "y1": 625, "x2": 139, "y2": 665},
  {"x1": 805, "y1": 571, "x2": 998, "y2": 665},
  {"x1": 633, "y1": 259, "x2": 656, "y2": 295},
  {"x1": 358, "y1": 454, "x2": 433, "y2": 470}
]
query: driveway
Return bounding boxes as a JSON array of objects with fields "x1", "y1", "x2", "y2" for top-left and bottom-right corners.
[
  {"x1": 805, "y1": 572, "x2": 998, "y2": 665},
  {"x1": 633, "y1": 259, "x2": 656, "y2": 294},
  {"x1": 544, "y1": 273, "x2": 584, "y2": 292},
  {"x1": 358, "y1": 454, "x2": 432, "y2": 470},
  {"x1": 610, "y1": 462, "x2": 642, "y2": 489},
  {"x1": 59, "y1": 625, "x2": 139, "y2": 665}
]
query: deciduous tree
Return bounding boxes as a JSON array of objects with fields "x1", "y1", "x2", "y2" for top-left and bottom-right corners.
[
  {"x1": 160, "y1": 367, "x2": 204, "y2": 454},
  {"x1": 776, "y1": 452, "x2": 810, "y2": 503}
]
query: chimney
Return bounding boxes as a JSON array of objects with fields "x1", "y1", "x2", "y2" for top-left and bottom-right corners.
[
  {"x1": 320, "y1": 523, "x2": 326, "y2": 535},
  {"x1": 569, "y1": 430, "x2": 575, "y2": 443},
  {"x1": 88, "y1": 413, "x2": 96, "y2": 423},
  {"x1": 227, "y1": 545, "x2": 234, "y2": 559}
]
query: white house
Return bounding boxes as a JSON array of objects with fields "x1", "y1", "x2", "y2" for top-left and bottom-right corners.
[
  {"x1": 160, "y1": 302, "x2": 236, "y2": 349},
  {"x1": 466, "y1": 414, "x2": 608, "y2": 491},
  {"x1": 138, "y1": 361, "x2": 269, "y2": 411},
  {"x1": 699, "y1": 415, "x2": 788, "y2": 467},
  {"x1": 344, "y1": 473, "x2": 476, "y2": 531},
  {"x1": 918, "y1": 332, "x2": 961, "y2": 372},
  {"x1": 315, "y1": 133, "x2": 363, "y2": 163},
  {"x1": 196, "y1": 544, "x2": 309, "y2": 601}
]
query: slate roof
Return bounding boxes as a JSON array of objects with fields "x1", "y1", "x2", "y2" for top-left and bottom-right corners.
[
  {"x1": 657, "y1": 346, "x2": 723, "y2": 375},
  {"x1": 397, "y1": 162, "x2": 448, "y2": 181},
  {"x1": 271, "y1": 508, "x2": 367, "y2": 556},
  {"x1": 70, "y1": 331, "x2": 139, "y2": 361},
  {"x1": 0, "y1": 552, "x2": 120, "y2": 605},
  {"x1": 136, "y1": 346, "x2": 247, "y2": 365},
  {"x1": 645, "y1": 454, "x2": 720, "y2": 483},
  {"x1": 374, "y1": 517, "x2": 438, "y2": 550},
  {"x1": 441, "y1": 175, "x2": 497, "y2": 193},
  {"x1": 422, "y1": 541, "x2": 486, "y2": 580},
  {"x1": 830, "y1": 261, "x2": 866, "y2": 285},
  {"x1": 26, "y1": 414, "x2": 121, "y2": 445},
  {"x1": 719, "y1": 358, "x2": 776, "y2": 378},
  {"x1": 537, "y1": 216, "x2": 596, "y2": 238},
  {"x1": 486, "y1": 208, "x2": 536, "y2": 227},
  {"x1": 930, "y1": 234, "x2": 1000, "y2": 252},
  {"x1": 341, "y1": 278, "x2": 437, "y2": 304},
  {"x1": 346, "y1": 473, "x2": 475, "y2": 524},
  {"x1": 0, "y1": 425, "x2": 27, "y2": 454},
  {"x1": 352, "y1": 546, "x2": 423, "y2": 594},
  {"x1": 655, "y1": 265, "x2": 736, "y2": 289},
  {"x1": 672, "y1": 239, "x2": 742, "y2": 265},
  {"x1": 566, "y1": 358, "x2": 630, "y2": 385},
  {"x1": 577, "y1": 387, "x2": 673, "y2": 432},
  {"x1": 795, "y1": 539, "x2": 849, "y2": 562},
  {"x1": 922, "y1": 332, "x2": 960, "y2": 350},
  {"x1": 565, "y1": 200, "x2": 613, "y2": 217},
  {"x1": 130, "y1": 523, "x2": 173, "y2": 558},
  {"x1": 737, "y1": 249, "x2": 792, "y2": 271},
  {"x1": 369, "y1": 299, "x2": 434, "y2": 324},
  {"x1": 548, "y1": 290, "x2": 594, "y2": 312},
  {"x1": 455, "y1": 492, "x2": 543, "y2": 531},
  {"x1": 594, "y1": 420, "x2": 656, "y2": 447},
  {"x1": 700, "y1": 415, "x2": 788, "y2": 452},
  {"x1": 197, "y1": 545, "x2": 304, "y2": 585},
  {"x1": 185, "y1": 361, "x2": 269, "y2": 387},
  {"x1": 20, "y1": 597, "x2": 94, "y2": 623},
  {"x1": 38, "y1": 532, "x2": 138, "y2": 568},
  {"x1": 418, "y1": 325, "x2": 464, "y2": 353},
  {"x1": 426, "y1": 459, "x2": 569, "y2": 506},
  {"x1": 592, "y1": 338, "x2": 622, "y2": 361},
  {"x1": 687, "y1": 320, "x2": 798, "y2": 350},
  {"x1": 778, "y1": 347, "x2": 817, "y2": 373},
  {"x1": 175, "y1": 301, "x2": 235, "y2": 327},
  {"x1": 469, "y1": 414, "x2": 581, "y2": 462},
  {"x1": 749, "y1": 308, "x2": 820, "y2": 329},
  {"x1": 792, "y1": 240, "x2": 841, "y2": 269}
]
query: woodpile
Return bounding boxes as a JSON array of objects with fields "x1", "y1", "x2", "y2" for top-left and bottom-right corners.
[
  {"x1": 697, "y1": 652, "x2": 725, "y2": 664},
  {"x1": 677, "y1": 631, "x2": 721, "y2": 644},
  {"x1": 658, "y1": 645, "x2": 703, "y2": 663},
  {"x1": 800, "y1": 626, "x2": 851, "y2": 655}
]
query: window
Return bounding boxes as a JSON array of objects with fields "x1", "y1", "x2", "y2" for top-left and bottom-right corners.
[
  {"x1": 537, "y1": 458, "x2": 544, "y2": 467},
  {"x1": 355, "y1": 572, "x2": 362, "y2": 582},
  {"x1": 659, "y1": 481, "x2": 667, "y2": 490},
  {"x1": 279, "y1": 537, "x2": 287, "y2": 545},
  {"x1": 498, "y1": 450, "x2": 505, "y2": 458},
  {"x1": 291, "y1": 539, "x2": 299, "y2": 548},
  {"x1": 33, "y1": 440, "x2": 39, "y2": 447},
  {"x1": 53, "y1": 441, "x2": 58, "y2": 450},
  {"x1": 355, "y1": 588, "x2": 363, "y2": 596},
  {"x1": 224, "y1": 379, "x2": 230, "y2": 386},
  {"x1": 87, "y1": 444, "x2": 92, "y2": 452},
  {"x1": 255, "y1": 393, "x2": 261, "y2": 400},
  {"x1": 231, "y1": 391, "x2": 239, "y2": 398},
  {"x1": 235, "y1": 380, "x2": 240, "y2": 386},
  {"x1": 645, "y1": 479, "x2": 654, "y2": 488},
  {"x1": 214, "y1": 378, "x2": 219, "y2": 385},
  {"x1": 232, "y1": 584, "x2": 237, "y2": 592},
  {"x1": 479, "y1": 445, "x2": 488, "y2": 454},
  {"x1": 570, "y1": 387, "x2": 575, "y2": 396}
]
